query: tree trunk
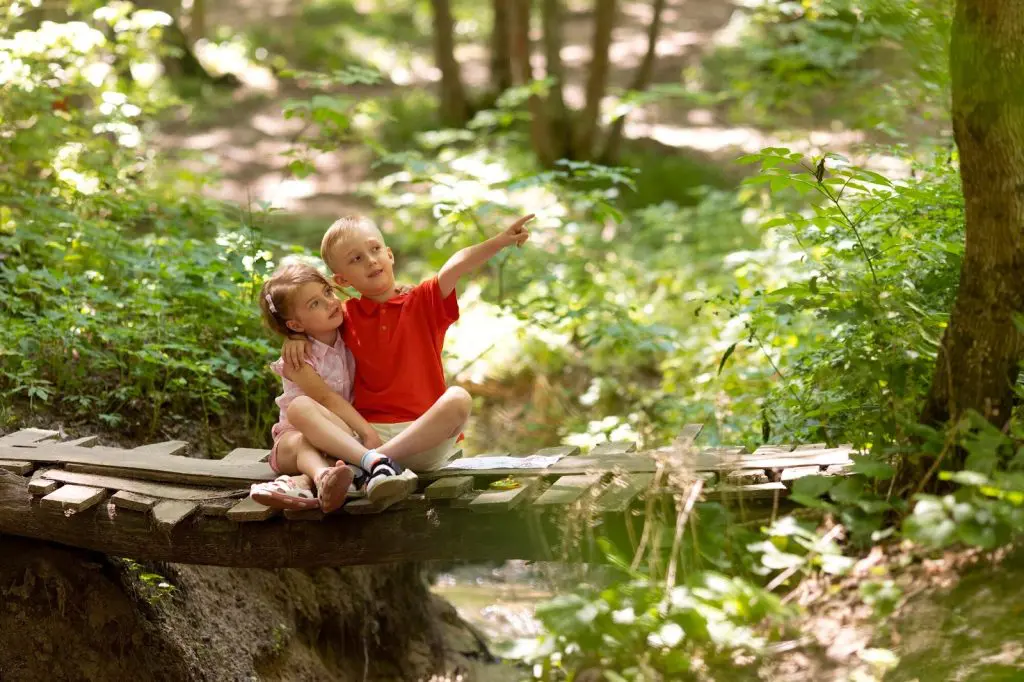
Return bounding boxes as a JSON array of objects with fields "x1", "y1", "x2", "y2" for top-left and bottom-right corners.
[
  {"x1": 431, "y1": 0, "x2": 471, "y2": 127},
  {"x1": 187, "y1": 0, "x2": 206, "y2": 42},
  {"x1": 600, "y1": 0, "x2": 667, "y2": 164},
  {"x1": 489, "y1": 0, "x2": 513, "y2": 95},
  {"x1": 509, "y1": 0, "x2": 558, "y2": 166},
  {"x1": 919, "y1": 0, "x2": 1024, "y2": 437},
  {"x1": 574, "y1": 0, "x2": 616, "y2": 160},
  {"x1": 541, "y1": 0, "x2": 570, "y2": 154}
]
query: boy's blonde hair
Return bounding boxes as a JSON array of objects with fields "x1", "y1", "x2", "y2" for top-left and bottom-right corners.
[
  {"x1": 320, "y1": 215, "x2": 383, "y2": 274},
  {"x1": 259, "y1": 260, "x2": 334, "y2": 337}
]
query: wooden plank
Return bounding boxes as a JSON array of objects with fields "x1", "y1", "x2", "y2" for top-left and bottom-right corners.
[
  {"x1": 424, "y1": 476, "x2": 474, "y2": 500},
  {"x1": 673, "y1": 423, "x2": 705, "y2": 446},
  {"x1": 198, "y1": 499, "x2": 237, "y2": 516},
  {"x1": 725, "y1": 470, "x2": 770, "y2": 485},
  {"x1": 533, "y1": 474, "x2": 602, "y2": 507},
  {"x1": 794, "y1": 443, "x2": 828, "y2": 451},
  {"x1": 152, "y1": 500, "x2": 199, "y2": 530},
  {"x1": 61, "y1": 435, "x2": 101, "y2": 447},
  {"x1": 0, "y1": 460, "x2": 33, "y2": 475},
  {"x1": 28, "y1": 479, "x2": 59, "y2": 496},
  {"x1": 596, "y1": 473, "x2": 654, "y2": 512},
  {"x1": 221, "y1": 448, "x2": 271, "y2": 463},
  {"x1": 226, "y1": 497, "x2": 278, "y2": 522},
  {"x1": 533, "y1": 445, "x2": 581, "y2": 457},
  {"x1": 750, "y1": 445, "x2": 797, "y2": 456},
  {"x1": 131, "y1": 441, "x2": 190, "y2": 457},
  {"x1": 726, "y1": 448, "x2": 854, "y2": 470},
  {"x1": 470, "y1": 479, "x2": 539, "y2": 513},
  {"x1": 35, "y1": 468, "x2": 246, "y2": 501},
  {"x1": 706, "y1": 482, "x2": 787, "y2": 501},
  {"x1": 0, "y1": 442, "x2": 276, "y2": 487},
  {"x1": 0, "y1": 428, "x2": 58, "y2": 446},
  {"x1": 590, "y1": 441, "x2": 637, "y2": 455},
  {"x1": 40, "y1": 485, "x2": 106, "y2": 514},
  {"x1": 111, "y1": 490, "x2": 157, "y2": 512},
  {"x1": 780, "y1": 466, "x2": 824, "y2": 482},
  {"x1": 451, "y1": 491, "x2": 480, "y2": 508}
]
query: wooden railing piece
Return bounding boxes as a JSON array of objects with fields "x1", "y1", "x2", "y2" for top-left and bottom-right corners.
[
  {"x1": 0, "y1": 460, "x2": 33, "y2": 475},
  {"x1": 221, "y1": 448, "x2": 271, "y2": 463},
  {"x1": 470, "y1": 478, "x2": 540, "y2": 513},
  {"x1": 596, "y1": 473, "x2": 654, "y2": 513},
  {"x1": 28, "y1": 478, "x2": 59, "y2": 496},
  {"x1": 424, "y1": 475, "x2": 474, "y2": 500},
  {"x1": 0, "y1": 428, "x2": 58, "y2": 447},
  {"x1": 35, "y1": 468, "x2": 246, "y2": 501},
  {"x1": 41, "y1": 484, "x2": 106, "y2": 514},
  {"x1": 131, "y1": 441, "x2": 190, "y2": 457},
  {"x1": 226, "y1": 497, "x2": 278, "y2": 522},
  {"x1": 590, "y1": 441, "x2": 637, "y2": 455},
  {"x1": 152, "y1": 500, "x2": 199, "y2": 530},
  {"x1": 533, "y1": 474, "x2": 602, "y2": 507},
  {"x1": 0, "y1": 442, "x2": 275, "y2": 487},
  {"x1": 533, "y1": 445, "x2": 581, "y2": 457},
  {"x1": 111, "y1": 490, "x2": 157, "y2": 512}
]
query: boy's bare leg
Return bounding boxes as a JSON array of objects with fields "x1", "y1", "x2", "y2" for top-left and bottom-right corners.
[
  {"x1": 286, "y1": 395, "x2": 370, "y2": 467},
  {"x1": 377, "y1": 387, "x2": 472, "y2": 462}
]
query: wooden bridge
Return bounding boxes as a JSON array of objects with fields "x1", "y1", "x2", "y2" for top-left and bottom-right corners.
[{"x1": 0, "y1": 426, "x2": 855, "y2": 569}]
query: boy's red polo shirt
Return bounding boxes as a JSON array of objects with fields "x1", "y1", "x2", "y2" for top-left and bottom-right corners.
[{"x1": 342, "y1": 277, "x2": 458, "y2": 423}]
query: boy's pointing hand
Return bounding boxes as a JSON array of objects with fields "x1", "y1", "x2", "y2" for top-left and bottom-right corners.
[{"x1": 501, "y1": 214, "x2": 535, "y2": 248}]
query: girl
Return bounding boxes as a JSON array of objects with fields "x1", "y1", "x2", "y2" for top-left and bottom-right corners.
[{"x1": 250, "y1": 260, "x2": 417, "y2": 513}]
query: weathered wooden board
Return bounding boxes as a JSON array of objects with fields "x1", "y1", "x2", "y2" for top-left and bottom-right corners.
[
  {"x1": 61, "y1": 435, "x2": 101, "y2": 447},
  {"x1": 706, "y1": 482, "x2": 787, "y2": 501},
  {"x1": 590, "y1": 441, "x2": 637, "y2": 455},
  {"x1": 0, "y1": 442, "x2": 276, "y2": 486},
  {"x1": 40, "y1": 484, "x2": 106, "y2": 514},
  {"x1": 111, "y1": 490, "x2": 157, "y2": 512},
  {"x1": 596, "y1": 473, "x2": 655, "y2": 513},
  {"x1": 221, "y1": 448, "x2": 271, "y2": 463},
  {"x1": 35, "y1": 468, "x2": 247, "y2": 501},
  {"x1": 0, "y1": 429, "x2": 58, "y2": 447},
  {"x1": 424, "y1": 476, "x2": 474, "y2": 500},
  {"x1": 674, "y1": 423, "x2": 705, "y2": 446},
  {"x1": 726, "y1": 470, "x2": 770, "y2": 485},
  {"x1": 0, "y1": 460, "x2": 33, "y2": 474},
  {"x1": 226, "y1": 497, "x2": 278, "y2": 522},
  {"x1": 750, "y1": 445, "x2": 797, "y2": 456},
  {"x1": 470, "y1": 479, "x2": 539, "y2": 513},
  {"x1": 533, "y1": 474, "x2": 602, "y2": 507},
  {"x1": 199, "y1": 498, "x2": 237, "y2": 517},
  {"x1": 132, "y1": 441, "x2": 189, "y2": 457},
  {"x1": 28, "y1": 478, "x2": 59, "y2": 496},
  {"x1": 152, "y1": 500, "x2": 199, "y2": 530},
  {"x1": 533, "y1": 445, "x2": 581, "y2": 457}
]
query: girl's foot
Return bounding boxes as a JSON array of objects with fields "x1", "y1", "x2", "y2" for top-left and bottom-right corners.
[
  {"x1": 315, "y1": 465, "x2": 354, "y2": 513},
  {"x1": 250, "y1": 475, "x2": 319, "y2": 511}
]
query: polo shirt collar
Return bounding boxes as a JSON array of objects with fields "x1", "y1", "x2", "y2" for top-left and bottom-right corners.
[{"x1": 351, "y1": 290, "x2": 409, "y2": 314}]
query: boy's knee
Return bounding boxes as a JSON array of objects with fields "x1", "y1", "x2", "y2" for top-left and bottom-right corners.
[
  {"x1": 286, "y1": 395, "x2": 317, "y2": 423},
  {"x1": 445, "y1": 386, "x2": 472, "y2": 421}
]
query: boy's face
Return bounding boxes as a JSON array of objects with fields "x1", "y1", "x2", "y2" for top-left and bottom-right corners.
[{"x1": 329, "y1": 224, "x2": 396, "y2": 298}]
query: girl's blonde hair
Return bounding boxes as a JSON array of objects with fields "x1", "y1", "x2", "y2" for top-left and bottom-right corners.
[{"x1": 259, "y1": 260, "x2": 334, "y2": 337}]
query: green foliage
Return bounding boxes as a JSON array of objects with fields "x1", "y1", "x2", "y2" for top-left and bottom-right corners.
[{"x1": 0, "y1": 12, "x2": 286, "y2": 444}]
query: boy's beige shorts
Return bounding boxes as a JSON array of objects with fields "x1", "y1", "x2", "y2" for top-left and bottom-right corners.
[{"x1": 370, "y1": 421, "x2": 458, "y2": 472}]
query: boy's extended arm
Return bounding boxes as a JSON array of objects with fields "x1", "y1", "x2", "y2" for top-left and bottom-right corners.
[
  {"x1": 437, "y1": 214, "x2": 534, "y2": 298},
  {"x1": 282, "y1": 363, "x2": 381, "y2": 447}
]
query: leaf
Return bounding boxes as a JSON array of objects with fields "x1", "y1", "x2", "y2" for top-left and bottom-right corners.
[
  {"x1": 792, "y1": 475, "x2": 836, "y2": 498},
  {"x1": 717, "y1": 342, "x2": 738, "y2": 375},
  {"x1": 851, "y1": 457, "x2": 895, "y2": 480}
]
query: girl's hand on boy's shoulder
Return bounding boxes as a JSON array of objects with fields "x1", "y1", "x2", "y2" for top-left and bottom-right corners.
[
  {"x1": 499, "y1": 214, "x2": 535, "y2": 249},
  {"x1": 282, "y1": 337, "x2": 311, "y2": 372}
]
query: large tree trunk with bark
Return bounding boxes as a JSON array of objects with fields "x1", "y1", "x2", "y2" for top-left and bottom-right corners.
[
  {"x1": 489, "y1": 0, "x2": 513, "y2": 96},
  {"x1": 509, "y1": 0, "x2": 558, "y2": 166},
  {"x1": 574, "y1": 0, "x2": 617, "y2": 160},
  {"x1": 541, "y1": 0, "x2": 570, "y2": 154},
  {"x1": 600, "y1": 0, "x2": 668, "y2": 164},
  {"x1": 431, "y1": 0, "x2": 471, "y2": 127},
  {"x1": 919, "y1": 0, "x2": 1024, "y2": 437}
]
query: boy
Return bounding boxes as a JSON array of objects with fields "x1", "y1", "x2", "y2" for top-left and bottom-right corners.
[{"x1": 282, "y1": 212, "x2": 534, "y2": 492}]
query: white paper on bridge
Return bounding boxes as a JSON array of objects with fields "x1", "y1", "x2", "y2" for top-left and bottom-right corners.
[{"x1": 441, "y1": 454, "x2": 564, "y2": 471}]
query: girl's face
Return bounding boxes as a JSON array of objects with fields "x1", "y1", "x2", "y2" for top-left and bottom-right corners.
[{"x1": 284, "y1": 281, "x2": 343, "y2": 335}]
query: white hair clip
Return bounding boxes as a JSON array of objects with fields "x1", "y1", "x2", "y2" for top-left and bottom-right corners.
[{"x1": 265, "y1": 293, "x2": 277, "y2": 314}]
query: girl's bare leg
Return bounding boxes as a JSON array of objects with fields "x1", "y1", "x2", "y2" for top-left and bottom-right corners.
[
  {"x1": 274, "y1": 431, "x2": 353, "y2": 513},
  {"x1": 286, "y1": 395, "x2": 370, "y2": 467},
  {"x1": 378, "y1": 387, "x2": 472, "y2": 462}
]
